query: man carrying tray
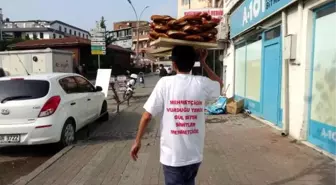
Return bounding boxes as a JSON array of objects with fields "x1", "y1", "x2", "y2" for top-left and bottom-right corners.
[{"x1": 131, "y1": 45, "x2": 223, "y2": 185}]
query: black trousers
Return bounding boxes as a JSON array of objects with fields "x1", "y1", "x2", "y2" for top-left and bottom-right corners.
[{"x1": 162, "y1": 163, "x2": 201, "y2": 185}]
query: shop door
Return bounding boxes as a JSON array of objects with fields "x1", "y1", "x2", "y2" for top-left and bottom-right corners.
[
  {"x1": 308, "y1": 3, "x2": 336, "y2": 155},
  {"x1": 261, "y1": 27, "x2": 282, "y2": 126}
]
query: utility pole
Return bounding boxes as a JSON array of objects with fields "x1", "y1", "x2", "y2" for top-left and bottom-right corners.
[
  {"x1": 0, "y1": 8, "x2": 3, "y2": 41},
  {"x1": 126, "y1": 0, "x2": 149, "y2": 65}
]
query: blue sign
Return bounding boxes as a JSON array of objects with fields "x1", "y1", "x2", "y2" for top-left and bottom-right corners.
[
  {"x1": 230, "y1": 0, "x2": 296, "y2": 38},
  {"x1": 308, "y1": 120, "x2": 336, "y2": 155}
]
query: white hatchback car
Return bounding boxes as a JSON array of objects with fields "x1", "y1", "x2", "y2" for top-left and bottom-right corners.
[{"x1": 0, "y1": 73, "x2": 108, "y2": 147}]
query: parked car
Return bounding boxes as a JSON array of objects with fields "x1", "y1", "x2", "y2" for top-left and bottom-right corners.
[{"x1": 0, "y1": 73, "x2": 108, "y2": 147}]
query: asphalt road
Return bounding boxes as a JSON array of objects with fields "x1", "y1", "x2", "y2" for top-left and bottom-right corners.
[
  {"x1": 0, "y1": 74, "x2": 159, "y2": 185},
  {"x1": 0, "y1": 124, "x2": 99, "y2": 185}
]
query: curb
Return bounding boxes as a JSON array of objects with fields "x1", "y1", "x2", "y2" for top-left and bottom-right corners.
[{"x1": 11, "y1": 146, "x2": 74, "y2": 185}]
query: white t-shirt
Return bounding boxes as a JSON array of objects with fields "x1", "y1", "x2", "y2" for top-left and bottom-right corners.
[{"x1": 143, "y1": 74, "x2": 220, "y2": 167}]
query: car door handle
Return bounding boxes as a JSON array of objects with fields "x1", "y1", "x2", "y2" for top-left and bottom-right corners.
[
  {"x1": 87, "y1": 98, "x2": 91, "y2": 101},
  {"x1": 70, "y1": 102, "x2": 76, "y2": 106}
]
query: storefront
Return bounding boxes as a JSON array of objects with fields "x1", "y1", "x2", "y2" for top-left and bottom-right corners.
[
  {"x1": 307, "y1": 1, "x2": 336, "y2": 155},
  {"x1": 226, "y1": 0, "x2": 335, "y2": 156},
  {"x1": 229, "y1": 0, "x2": 294, "y2": 127}
]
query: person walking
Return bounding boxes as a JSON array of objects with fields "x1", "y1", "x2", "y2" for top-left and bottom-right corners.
[
  {"x1": 130, "y1": 46, "x2": 223, "y2": 185},
  {"x1": 0, "y1": 67, "x2": 6, "y2": 77},
  {"x1": 159, "y1": 64, "x2": 168, "y2": 77}
]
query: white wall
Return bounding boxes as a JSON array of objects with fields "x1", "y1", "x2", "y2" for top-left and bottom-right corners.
[
  {"x1": 223, "y1": 43, "x2": 235, "y2": 97},
  {"x1": 284, "y1": 4, "x2": 305, "y2": 139},
  {"x1": 295, "y1": 0, "x2": 335, "y2": 140},
  {"x1": 280, "y1": 0, "x2": 334, "y2": 140}
]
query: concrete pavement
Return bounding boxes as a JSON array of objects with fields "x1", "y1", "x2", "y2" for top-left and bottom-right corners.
[{"x1": 11, "y1": 75, "x2": 336, "y2": 185}]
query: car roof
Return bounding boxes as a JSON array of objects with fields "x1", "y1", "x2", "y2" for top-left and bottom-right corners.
[{"x1": 0, "y1": 73, "x2": 80, "y2": 81}]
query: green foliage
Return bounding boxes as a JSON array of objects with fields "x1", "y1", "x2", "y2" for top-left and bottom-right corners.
[
  {"x1": 100, "y1": 16, "x2": 106, "y2": 29},
  {"x1": 33, "y1": 34, "x2": 38, "y2": 40},
  {"x1": 0, "y1": 37, "x2": 31, "y2": 51}
]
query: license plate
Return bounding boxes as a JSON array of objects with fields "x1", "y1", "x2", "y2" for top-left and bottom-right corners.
[{"x1": 0, "y1": 135, "x2": 21, "y2": 143}]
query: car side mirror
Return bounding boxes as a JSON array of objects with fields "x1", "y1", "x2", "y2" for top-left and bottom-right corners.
[{"x1": 95, "y1": 86, "x2": 103, "y2": 92}]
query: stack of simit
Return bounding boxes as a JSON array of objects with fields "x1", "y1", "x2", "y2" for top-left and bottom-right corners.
[{"x1": 149, "y1": 13, "x2": 220, "y2": 42}]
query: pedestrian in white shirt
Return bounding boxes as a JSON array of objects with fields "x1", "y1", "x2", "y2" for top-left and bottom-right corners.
[{"x1": 130, "y1": 46, "x2": 223, "y2": 185}]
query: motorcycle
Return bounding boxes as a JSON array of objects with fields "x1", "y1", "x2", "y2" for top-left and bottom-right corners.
[{"x1": 123, "y1": 73, "x2": 138, "y2": 101}]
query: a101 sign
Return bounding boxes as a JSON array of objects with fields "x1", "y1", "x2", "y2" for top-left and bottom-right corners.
[{"x1": 230, "y1": 0, "x2": 296, "y2": 38}]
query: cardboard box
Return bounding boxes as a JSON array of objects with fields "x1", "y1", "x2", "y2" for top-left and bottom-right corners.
[{"x1": 226, "y1": 97, "x2": 244, "y2": 114}]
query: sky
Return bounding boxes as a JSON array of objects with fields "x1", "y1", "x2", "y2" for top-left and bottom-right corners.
[{"x1": 1, "y1": 0, "x2": 177, "y2": 30}]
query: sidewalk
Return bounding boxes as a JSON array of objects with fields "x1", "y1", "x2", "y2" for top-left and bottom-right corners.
[{"x1": 12, "y1": 99, "x2": 335, "y2": 185}]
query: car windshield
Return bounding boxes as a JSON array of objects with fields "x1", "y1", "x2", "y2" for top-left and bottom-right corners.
[{"x1": 0, "y1": 79, "x2": 50, "y2": 102}]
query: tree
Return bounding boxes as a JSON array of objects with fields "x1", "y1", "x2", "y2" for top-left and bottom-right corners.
[
  {"x1": 33, "y1": 34, "x2": 38, "y2": 40},
  {"x1": 100, "y1": 16, "x2": 106, "y2": 29},
  {"x1": 99, "y1": 16, "x2": 113, "y2": 46}
]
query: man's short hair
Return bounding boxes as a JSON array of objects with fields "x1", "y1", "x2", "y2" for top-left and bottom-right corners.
[{"x1": 171, "y1": 46, "x2": 196, "y2": 73}]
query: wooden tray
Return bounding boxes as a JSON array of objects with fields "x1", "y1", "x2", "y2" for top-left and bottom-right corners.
[{"x1": 150, "y1": 37, "x2": 218, "y2": 49}]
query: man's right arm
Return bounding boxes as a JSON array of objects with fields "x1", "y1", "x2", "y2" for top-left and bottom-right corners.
[{"x1": 199, "y1": 50, "x2": 223, "y2": 93}]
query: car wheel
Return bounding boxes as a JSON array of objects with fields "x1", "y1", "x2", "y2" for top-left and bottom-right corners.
[
  {"x1": 99, "y1": 101, "x2": 109, "y2": 122},
  {"x1": 59, "y1": 119, "x2": 76, "y2": 148}
]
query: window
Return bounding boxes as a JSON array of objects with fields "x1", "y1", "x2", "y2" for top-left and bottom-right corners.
[
  {"x1": 265, "y1": 26, "x2": 281, "y2": 40},
  {"x1": 39, "y1": 32, "x2": 44, "y2": 39},
  {"x1": 310, "y1": 4, "x2": 336, "y2": 124},
  {"x1": 120, "y1": 30, "x2": 125, "y2": 37},
  {"x1": 69, "y1": 29, "x2": 72, "y2": 34},
  {"x1": 74, "y1": 31, "x2": 76, "y2": 36},
  {"x1": 59, "y1": 77, "x2": 78, "y2": 94},
  {"x1": 74, "y1": 76, "x2": 95, "y2": 92},
  {"x1": 59, "y1": 35, "x2": 62, "y2": 38},
  {"x1": 59, "y1": 26, "x2": 62, "y2": 31},
  {"x1": 33, "y1": 33, "x2": 38, "y2": 39},
  {"x1": 245, "y1": 40, "x2": 262, "y2": 101},
  {"x1": 0, "y1": 80, "x2": 50, "y2": 101},
  {"x1": 53, "y1": 33, "x2": 56, "y2": 39},
  {"x1": 64, "y1": 27, "x2": 67, "y2": 33},
  {"x1": 233, "y1": 35, "x2": 262, "y2": 104},
  {"x1": 86, "y1": 35, "x2": 88, "y2": 39},
  {"x1": 78, "y1": 32, "x2": 80, "y2": 36},
  {"x1": 234, "y1": 45, "x2": 246, "y2": 98}
]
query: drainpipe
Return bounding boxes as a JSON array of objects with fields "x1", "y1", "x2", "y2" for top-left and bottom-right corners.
[{"x1": 281, "y1": 10, "x2": 290, "y2": 136}]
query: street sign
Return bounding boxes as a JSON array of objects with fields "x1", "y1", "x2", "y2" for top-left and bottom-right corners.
[
  {"x1": 91, "y1": 50, "x2": 106, "y2": 55},
  {"x1": 91, "y1": 42, "x2": 105, "y2": 46},
  {"x1": 91, "y1": 26, "x2": 106, "y2": 56},
  {"x1": 91, "y1": 37, "x2": 106, "y2": 42},
  {"x1": 91, "y1": 46, "x2": 106, "y2": 50},
  {"x1": 91, "y1": 32, "x2": 105, "y2": 37}
]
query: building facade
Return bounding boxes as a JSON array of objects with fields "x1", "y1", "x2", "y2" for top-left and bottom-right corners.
[
  {"x1": 2, "y1": 20, "x2": 90, "y2": 40},
  {"x1": 224, "y1": 0, "x2": 336, "y2": 156},
  {"x1": 113, "y1": 21, "x2": 150, "y2": 51},
  {"x1": 108, "y1": 27, "x2": 133, "y2": 50},
  {"x1": 9, "y1": 38, "x2": 134, "y2": 77},
  {"x1": 177, "y1": 0, "x2": 224, "y2": 17}
]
